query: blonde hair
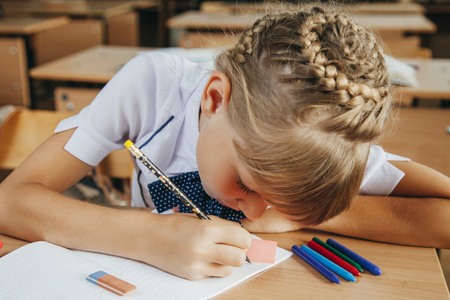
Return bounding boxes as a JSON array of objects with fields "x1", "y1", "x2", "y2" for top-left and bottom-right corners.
[{"x1": 214, "y1": 6, "x2": 392, "y2": 225}]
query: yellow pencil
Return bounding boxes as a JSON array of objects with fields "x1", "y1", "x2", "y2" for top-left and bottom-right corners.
[
  {"x1": 124, "y1": 140, "x2": 251, "y2": 264},
  {"x1": 124, "y1": 140, "x2": 209, "y2": 220}
]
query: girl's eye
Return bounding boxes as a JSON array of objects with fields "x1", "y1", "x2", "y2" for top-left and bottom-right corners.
[{"x1": 236, "y1": 176, "x2": 256, "y2": 196}]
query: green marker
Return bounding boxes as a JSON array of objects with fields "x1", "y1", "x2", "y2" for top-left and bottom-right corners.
[{"x1": 312, "y1": 237, "x2": 364, "y2": 273}]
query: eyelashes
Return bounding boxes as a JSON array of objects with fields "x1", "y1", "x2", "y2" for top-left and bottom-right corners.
[{"x1": 235, "y1": 176, "x2": 256, "y2": 196}]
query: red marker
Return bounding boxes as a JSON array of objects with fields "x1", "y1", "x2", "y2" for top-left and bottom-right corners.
[
  {"x1": 308, "y1": 240, "x2": 360, "y2": 276},
  {"x1": 0, "y1": 240, "x2": 3, "y2": 250}
]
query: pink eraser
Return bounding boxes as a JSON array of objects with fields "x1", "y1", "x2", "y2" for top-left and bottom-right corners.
[
  {"x1": 87, "y1": 271, "x2": 136, "y2": 296},
  {"x1": 246, "y1": 239, "x2": 278, "y2": 264}
]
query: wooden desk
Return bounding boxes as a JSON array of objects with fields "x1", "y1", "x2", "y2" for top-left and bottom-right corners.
[
  {"x1": 200, "y1": 2, "x2": 426, "y2": 15},
  {"x1": 167, "y1": 10, "x2": 436, "y2": 58},
  {"x1": 1, "y1": 230, "x2": 448, "y2": 299},
  {"x1": 0, "y1": 16, "x2": 70, "y2": 106},
  {"x1": 0, "y1": 16, "x2": 69, "y2": 35},
  {"x1": 379, "y1": 107, "x2": 450, "y2": 177},
  {"x1": 1, "y1": 1, "x2": 160, "y2": 48},
  {"x1": 29, "y1": 45, "x2": 151, "y2": 113},
  {"x1": 399, "y1": 59, "x2": 450, "y2": 102},
  {"x1": 167, "y1": 10, "x2": 436, "y2": 34},
  {"x1": 1, "y1": 1, "x2": 156, "y2": 18},
  {"x1": 29, "y1": 45, "x2": 150, "y2": 83}
]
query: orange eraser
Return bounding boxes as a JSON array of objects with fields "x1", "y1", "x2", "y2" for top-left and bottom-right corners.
[
  {"x1": 87, "y1": 271, "x2": 136, "y2": 296},
  {"x1": 246, "y1": 239, "x2": 278, "y2": 264}
]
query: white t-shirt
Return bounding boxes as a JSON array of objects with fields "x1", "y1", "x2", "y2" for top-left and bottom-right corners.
[{"x1": 55, "y1": 52, "x2": 409, "y2": 209}]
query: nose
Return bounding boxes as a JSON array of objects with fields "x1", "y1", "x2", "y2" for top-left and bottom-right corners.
[{"x1": 238, "y1": 198, "x2": 268, "y2": 220}]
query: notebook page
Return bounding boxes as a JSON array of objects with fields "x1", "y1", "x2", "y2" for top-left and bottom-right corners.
[
  {"x1": 0, "y1": 240, "x2": 292, "y2": 299},
  {"x1": 0, "y1": 241, "x2": 164, "y2": 299},
  {"x1": 75, "y1": 242, "x2": 292, "y2": 300}
]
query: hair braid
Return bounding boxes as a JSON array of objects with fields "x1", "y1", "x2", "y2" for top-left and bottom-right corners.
[{"x1": 214, "y1": 6, "x2": 392, "y2": 224}]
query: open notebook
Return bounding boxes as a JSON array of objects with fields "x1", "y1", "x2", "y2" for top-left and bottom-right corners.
[{"x1": 0, "y1": 240, "x2": 291, "y2": 299}]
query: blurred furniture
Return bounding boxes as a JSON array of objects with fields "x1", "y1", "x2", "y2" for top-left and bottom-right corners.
[
  {"x1": 199, "y1": 1, "x2": 426, "y2": 14},
  {"x1": 0, "y1": 16, "x2": 70, "y2": 106},
  {"x1": 0, "y1": 106, "x2": 132, "y2": 180},
  {"x1": 1, "y1": 1, "x2": 160, "y2": 63},
  {"x1": 167, "y1": 4, "x2": 436, "y2": 58},
  {"x1": 379, "y1": 107, "x2": 450, "y2": 177},
  {"x1": 29, "y1": 45, "x2": 152, "y2": 113},
  {"x1": 398, "y1": 58, "x2": 450, "y2": 105}
]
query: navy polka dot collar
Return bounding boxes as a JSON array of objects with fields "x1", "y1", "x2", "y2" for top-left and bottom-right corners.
[{"x1": 148, "y1": 171, "x2": 246, "y2": 223}]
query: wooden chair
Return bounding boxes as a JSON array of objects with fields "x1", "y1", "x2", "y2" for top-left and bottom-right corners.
[{"x1": 0, "y1": 106, "x2": 133, "y2": 205}]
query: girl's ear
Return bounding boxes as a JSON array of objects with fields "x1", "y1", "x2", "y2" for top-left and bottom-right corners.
[{"x1": 201, "y1": 71, "x2": 231, "y2": 118}]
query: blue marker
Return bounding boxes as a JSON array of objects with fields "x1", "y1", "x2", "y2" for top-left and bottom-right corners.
[
  {"x1": 300, "y1": 245, "x2": 356, "y2": 282},
  {"x1": 326, "y1": 238, "x2": 382, "y2": 276},
  {"x1": 292, "y1": 245, "x2": 340, "y2": 284}
]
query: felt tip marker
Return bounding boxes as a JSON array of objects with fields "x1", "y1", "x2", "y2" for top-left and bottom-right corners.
[
  {"x1": 292, "y1": 245, "x2": 340, "y2": 284},
  {"x1": 326, "y1": 238, "x2": 382, "y2": 276},
  {"x1": 307, "y1": 240, "x2": 360, "y2": 276},
  {"x1": 301, "y1": 245, "x2": 356, "y2": 282},
  {"x1": 312, "y1": 237, "x2": 363, "y2": 273}
]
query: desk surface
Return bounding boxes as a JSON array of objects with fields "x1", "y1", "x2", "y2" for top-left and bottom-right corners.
[
  {"x1": 200, "y1": 2, "x2": 426, "y2": 15},
  {"x1": 29, "y1": 45, "x2": 152, "y2": 83},
  {"x1": 380, "y1": 107, "x2": 450, "y2": 177},
  {"x1": 400, "y1": 59, "x2": 450, "y2": 100},
  {"x1": 30, "y1": 46, "x2": 450, "y2": 99},
  {"x1": 1, "y1": 1, "x2": 158, "y2": 18},
  {"x1": 0, "y1": 230, "x2": 448, "y2": 299},
  {"x1": 167, "y1": 10, "x2": 436, "y2": 34},
  {"x1": 0, "y1": 16, "x2": 70, "y2": 35}
]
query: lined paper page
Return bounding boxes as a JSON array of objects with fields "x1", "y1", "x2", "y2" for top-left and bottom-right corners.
[
  {"x1": 0, "y1": 241, "x2": 291, "y2": 299},
  {"x1": 0, "y1": 241, "x2": 164, "y2": 299},
  {"x1": 76, "y1": 243, "x2": 292, "y2": 300}
]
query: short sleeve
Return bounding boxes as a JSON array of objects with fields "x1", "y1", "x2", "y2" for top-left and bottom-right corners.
[
  {"x1": 54, "y1": 52, "x2": 181, "y2": 167},
  {"x1": 360, "y1": 145, "x2": 411, "y2": 196}
]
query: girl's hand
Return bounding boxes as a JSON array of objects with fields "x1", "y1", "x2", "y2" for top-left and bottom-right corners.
[
  {"x1": 241, "y1": 208, "x2": 303, "y2": 233},
  {"x1": 138, "y1": 213, "x2": 252, "y2": 280}
]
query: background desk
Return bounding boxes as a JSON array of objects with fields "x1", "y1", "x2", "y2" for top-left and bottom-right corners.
[
  {"x1": 0, "y1": 16, "x2": 70, "y2": 106},
  {"x1": 29, "y1": 45, "x2": 151, "y2": 112},
  {"x1": 400, "y1": 58, "x2": 450, "y2": 103},
  {"x1": 167, "y1": 10, "x2": 436, "y2": 59},
  {"x1": 379, "y1": 107, "x2": 450, "y2": 178},
  {"x1": 199, "y1": 2, "x2": 426, "y2": 15},
  {"x1": 1, "y1": 1, "x2": 161, "y2": 64},
  {"x1": 0, "y1": 230, "x2": 448, "y2": 299}
]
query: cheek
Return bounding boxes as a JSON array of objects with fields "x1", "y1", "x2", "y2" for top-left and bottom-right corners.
[
  {"x1": 197, "y1": 135, "x2": 237, "y2": 199},
  {"x1": 198, "y1": 162, "x2": 236, "y2": 199}
]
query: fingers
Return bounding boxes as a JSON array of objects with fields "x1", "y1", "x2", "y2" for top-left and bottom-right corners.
[
  {"x1": 153, "y1": 213, "x2": 252, "y2": 280},
  {"x1": 209, "y1": 243, "x2": 248, "y2": 267},
  {"x1": 206, "y1": 215, "x2": 253, "y2": 250},
  {"x1": 183, "y1": 245, "x2": 247, "y2": 280}
]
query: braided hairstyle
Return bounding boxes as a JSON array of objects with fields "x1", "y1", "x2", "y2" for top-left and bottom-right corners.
[{"x1": 214, "y1": 6, "x2": 393, "y2": 225}]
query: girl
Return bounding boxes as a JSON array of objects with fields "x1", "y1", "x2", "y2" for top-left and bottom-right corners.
[{"x1": 0, "y1": 7, "x2": 449, "y2": 280}]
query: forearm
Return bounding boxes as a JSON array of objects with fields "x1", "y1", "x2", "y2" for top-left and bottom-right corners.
[
  {"x1": 0, "y1": 177, "x2": 252, "y2": 280},
  {"x1": 0, "y1": 178, "x2": 159, "y2": 262},
  {"x1": 309, "y1": 195, "x2": 450, "y2": 249}
]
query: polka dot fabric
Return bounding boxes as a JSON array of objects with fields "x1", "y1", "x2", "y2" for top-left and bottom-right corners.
[{"x1": 147, "y1": 171, "x2": 246, "y2": 223}]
